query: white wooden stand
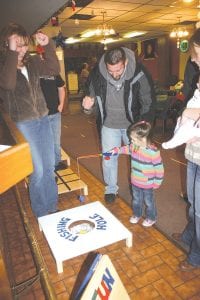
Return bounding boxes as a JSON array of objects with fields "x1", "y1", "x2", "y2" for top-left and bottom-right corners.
[
  {"x1": 57, "y1": 148, "x2": 88, "y2": 196},
  {"x1": 38, "y1": 201, "x2": 132, "y2": 273}
]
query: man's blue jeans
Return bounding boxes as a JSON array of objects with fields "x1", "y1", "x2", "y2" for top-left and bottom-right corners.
[
  {"x1": 181, "y1": 161, "x2": 200, "y2": 266},
  {"x1": 16, "y1": 115, "x2": 58, "y2": 217},
  {"x1": 48, "y1": 112, "x2": 61, "y2": 167},
  {"x1": 101, "y1": 126, "x2": 129, "y2": 194},
  {"x1": 132, "y1": 185, "x2": 157, "y2": 221}
]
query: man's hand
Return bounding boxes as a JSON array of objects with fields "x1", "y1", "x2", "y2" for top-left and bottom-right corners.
[{"x1": 82, "y1": 96, "x2": 94, "y2": 110}]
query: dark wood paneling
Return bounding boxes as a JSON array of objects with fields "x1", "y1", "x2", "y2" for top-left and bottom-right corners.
[{"x1": 157, "y1": 36, "x2": 170, "y2": 86}]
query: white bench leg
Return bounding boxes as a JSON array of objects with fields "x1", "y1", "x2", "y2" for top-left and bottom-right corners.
[
  {"x1": 126, "y1": 233, "x2": 132, "y2": 247},
  {"x1": 83, "y1": 185, "x2": 88, "y2": 195},
  {"x1": 57, "y1": 261, "x2": 63, "y2": 273}
]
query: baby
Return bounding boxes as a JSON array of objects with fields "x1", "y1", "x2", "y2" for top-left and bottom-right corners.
[{"x1": 162, "y1": 86, "x2": 200, "y2": 149}]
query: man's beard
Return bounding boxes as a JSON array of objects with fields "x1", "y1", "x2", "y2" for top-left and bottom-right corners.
[
  {"x1": 107, "y1": 64, "x2": 127, "y2": 90},
  {"x1": 111, "y1": 75, "x2": 121, "y2": 81}
]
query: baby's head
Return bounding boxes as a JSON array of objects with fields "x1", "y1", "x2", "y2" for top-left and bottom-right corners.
[{"x1": 128, "y1": 121, "x2": 151, "y2": 147}]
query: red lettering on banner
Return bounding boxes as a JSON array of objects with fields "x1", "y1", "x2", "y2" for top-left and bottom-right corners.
[{"x1": 97, "y1": 280, "x2": 111, "y2": 299}]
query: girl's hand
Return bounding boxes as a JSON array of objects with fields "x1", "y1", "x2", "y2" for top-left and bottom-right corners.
[
  {"x1": 103, "y1": 149, "x2": 118, "y2": 157},
  {"x1": 103, "y1": 151, "x2": 113, "y2": 157},
  {"x1": 35, "y1": 32, "x2": 49, "y2": 46}
]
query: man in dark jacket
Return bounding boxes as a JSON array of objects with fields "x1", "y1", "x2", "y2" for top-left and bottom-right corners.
[
  {"x1": 82, "y1": 47, "x2": 155, "y2": 203},
  {"x1": 182, "y1": 58, "x2": 199, "y2": 105}
]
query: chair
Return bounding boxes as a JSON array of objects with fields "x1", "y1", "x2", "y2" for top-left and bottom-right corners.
[{"x1": 153, "y1": 95, "x2": 180, "y2": 134}]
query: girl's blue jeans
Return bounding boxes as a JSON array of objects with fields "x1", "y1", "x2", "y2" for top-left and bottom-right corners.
[{"x1": 132, "y1": 185, "x2": 157, "y2": 221}]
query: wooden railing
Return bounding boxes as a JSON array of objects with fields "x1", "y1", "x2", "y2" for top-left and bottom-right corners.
[{"x1": 0, "y1": 109, "x2": 33, "y2": 194}]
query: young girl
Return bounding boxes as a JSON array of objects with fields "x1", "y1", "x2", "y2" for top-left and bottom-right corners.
[{"x1": 104, "y1": 121, "x2": 164, "y2": 227}]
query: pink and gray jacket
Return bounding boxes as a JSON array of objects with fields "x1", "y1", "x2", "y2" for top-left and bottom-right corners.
[{"x1": 111, "y1": 143, "x2": 164, "y2": 189}]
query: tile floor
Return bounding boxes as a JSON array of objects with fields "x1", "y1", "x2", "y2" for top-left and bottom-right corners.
[{"x1": 1, "y1": 157, "x2": 200, "y2": 300}]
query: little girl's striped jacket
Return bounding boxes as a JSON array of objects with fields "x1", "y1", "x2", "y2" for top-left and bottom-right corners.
[{"x1": 111, "y1": 143, "x2": 164, "y2": 189}]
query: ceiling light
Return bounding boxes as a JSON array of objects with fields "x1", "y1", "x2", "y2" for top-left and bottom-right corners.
[
  {"x1": 64, "y1": 37, "x2": 81, "y2": 44},
  {"x1": 81, "y1": 30, "x2": 96, "y2": 38},
  {"x1": 100, "y1": 38, "x2": 115, "y2": 44},
  {"x1": 170, "y1": 0, "x2": 194, "y2": 7},
  {"x1": 95, "y1": 11, "x2": 115, "y2": 37},
  {"x1": 75, "y1": 19, "x2": 79, "y2": 25},
  {"x1": 170, "y1": 28, "x2": 189, "y2": 38},
  {"x1": 170, "y1": 17, "x2": 189, "y2": 48},
  {"x1": 123, "y1": 31, "x2": 147, "y2": 38},
  {"x1": 170, "y1": 27, "x2": 189, "y2": 48},
  {"x1": 101, "y1": 37, "x2": 119, "y2": 50}
]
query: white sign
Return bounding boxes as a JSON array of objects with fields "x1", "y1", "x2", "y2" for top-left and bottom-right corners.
[
  {"x1": 38, "y1": 201, "x2": 132, "y2": 273},
  {"x1": 0, "y1": 144, "x2": 11, "y2": 152},
  {"x1": 80, "y1": 255, "x2": 130, "y2": 300}
]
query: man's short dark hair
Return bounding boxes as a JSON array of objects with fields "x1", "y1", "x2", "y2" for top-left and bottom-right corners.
[{"x1": 104, "y1": 47, "x2": 126, "y2": 65}]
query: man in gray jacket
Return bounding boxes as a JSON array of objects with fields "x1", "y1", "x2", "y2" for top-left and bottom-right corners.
[{"x1": 82, "y1": 47, "x2": 155, "y2": 203}]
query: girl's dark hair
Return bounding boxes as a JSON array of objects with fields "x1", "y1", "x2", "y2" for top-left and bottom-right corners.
[
  {"x1": 128, "y1": 121, "x2": 152, "y2": 143},
  {"x1": 0, "y1": 23, "x2": 29, "y2": 54},
  {"x1": 104, "y1": 47, "x2": 126, "y2": 65}
]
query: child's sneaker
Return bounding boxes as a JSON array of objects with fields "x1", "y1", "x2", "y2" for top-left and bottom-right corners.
[
  {"x1": 129, "y1": 216, "x2": 140, "y2": 224},
  {"x1": 142, "y1": 219, "x2": 156, "y2": 227}
]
